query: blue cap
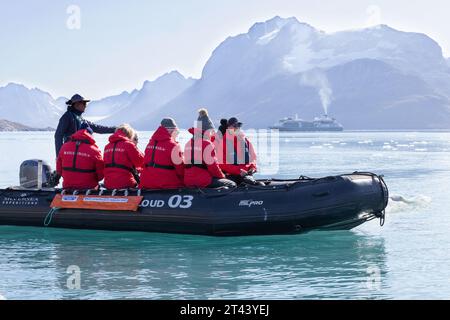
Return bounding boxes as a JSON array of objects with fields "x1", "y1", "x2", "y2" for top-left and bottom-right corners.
[{"x1": 66, "y1": 94, "x2": 91, "y2": 106}]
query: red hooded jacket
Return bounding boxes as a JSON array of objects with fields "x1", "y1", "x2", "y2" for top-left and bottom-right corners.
[
  {"x1": 184, "y1": 128, "x2": 225, "y2": 188},
  {"x1": 103, "y1": 130, "x2": 144, "y2": 189},
  {"x1": 56, "y1": 129, "x2": 104, "y2": 190},
  {"x1": 215, "y1": 130, "x2": 257, "y2": 176},
  {"x1": 139, "y1": 126, "x2": 184, "y2": 189}
]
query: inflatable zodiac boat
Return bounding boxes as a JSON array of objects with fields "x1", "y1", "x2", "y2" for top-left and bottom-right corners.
[{"x1": 0, "y1": 160, "x2": 389, "y2": 236}]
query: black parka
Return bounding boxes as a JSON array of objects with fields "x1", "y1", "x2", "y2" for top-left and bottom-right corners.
[{"x1": 54, "y1": 106, "x2": 116, "y2": 156}]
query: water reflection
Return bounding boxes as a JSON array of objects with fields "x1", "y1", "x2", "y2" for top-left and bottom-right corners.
[{"x1": 0, "y1": 226, "x2": 387, "y2": 299}]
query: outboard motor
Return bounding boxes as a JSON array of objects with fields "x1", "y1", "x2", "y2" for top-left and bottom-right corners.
[{"x1": 20, "y1": 160, "x2": 53, "y2": 188}]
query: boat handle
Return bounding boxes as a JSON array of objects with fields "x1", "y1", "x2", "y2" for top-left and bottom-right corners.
[{"x1": 312, "y1": 191, "x2": 330, "y2": 198}]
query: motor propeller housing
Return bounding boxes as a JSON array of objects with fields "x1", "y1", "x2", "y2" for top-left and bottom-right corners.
[{"x1": 19, "y1": 159, "x2": 54, "y2": 189}]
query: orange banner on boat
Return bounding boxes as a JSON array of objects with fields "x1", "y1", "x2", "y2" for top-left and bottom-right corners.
[{"x1": 51, "y1": 194, "x2": 144, "y2": 211}]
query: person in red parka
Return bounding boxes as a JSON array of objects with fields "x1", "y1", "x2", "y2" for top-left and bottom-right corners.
[
  {"x1": 56, "y1": 126, "x2": 104, "y2": 190},
  {"x1": 184, "y1": 109, "x2": 236, "y2": 189},
  {"x1": 103, "y1": 124, "x2": 144, "y2": 189},
  {"x1": 140, "y1": 118, "x2": 185, "y2": 190},
  {"x1": 215, "y1": 117, "x2": 262, "y2": 186}
]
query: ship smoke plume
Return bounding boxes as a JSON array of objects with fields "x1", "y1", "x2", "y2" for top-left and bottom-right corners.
[{"x1": 300, "y1": 69, "x2": 333, "y2": 115}]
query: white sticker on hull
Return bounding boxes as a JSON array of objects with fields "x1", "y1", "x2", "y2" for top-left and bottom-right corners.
[
  {"x1": 83, "y1": 197, "x2": 129, "y2": 203},
  {"x1": 61, "y1": 196, "x2": 79, "y2": 202}
]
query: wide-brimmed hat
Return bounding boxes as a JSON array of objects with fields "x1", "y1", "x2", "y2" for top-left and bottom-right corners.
[{"x1": 66, "y1": 94, "x2": 91, "y2": 106}]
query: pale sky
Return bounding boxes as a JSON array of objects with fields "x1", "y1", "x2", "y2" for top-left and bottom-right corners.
[{"x1": 1, "y1": 0, "x2": 449, "y2": 99}]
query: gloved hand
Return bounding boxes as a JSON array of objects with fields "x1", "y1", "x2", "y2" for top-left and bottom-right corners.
[{"x1": 48, "y1": 171, "x2": 61, "y2": 188}]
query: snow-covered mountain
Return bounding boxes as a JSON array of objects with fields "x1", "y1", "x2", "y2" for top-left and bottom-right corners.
[
  {"x1": 2, "y1": 16, "x2": 450, "y2": 130},
  {"x1": 55, "y1": 97, "x2": 69, "y2": 110},
  {"x1": 0, "y1": 83, "x2": 63, "y2": 128},
  {"x1": 88, "y1": 71, "x2": 195, "y2": 126},
  {"x1": 0, "y1": 119, "x2": 53, "y2": 132},
  {"x1": 84, "y1": 90, "x2": 139, "y2": 122},
  {"x1": 133, "y1": 16, "x2": 450, "y2": 130}
]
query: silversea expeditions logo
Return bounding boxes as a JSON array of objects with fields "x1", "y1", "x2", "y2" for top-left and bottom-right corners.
[
  {"x1": 239, "y1": 200, "x2": 264, "y2": 208},
  {"x1": 2, "y1": 196, "x2": 39, "y2": 206}
]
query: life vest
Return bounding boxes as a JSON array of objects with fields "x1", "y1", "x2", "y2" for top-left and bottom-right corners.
[
  {"x1": 62, "y1": 139, "x2": 96, "y2": 174},
  {"x1": 221, "y1": 133, "x2": 251, "y2": 165},
  {"x1": 185, "y1": 139, "x2": 208, "y2": 170},
  {"x1": 231, "y1": 135, "x2": 251, "y2": 165},
  {"x1": 105, "y1": 141, "x2": 135, "y2": 173},
  {"x1": 145, "y1": 140, "x2": 176, "y2": 170}
]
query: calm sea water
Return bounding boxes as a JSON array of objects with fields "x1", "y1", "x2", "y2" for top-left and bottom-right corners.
[{"x1": 0, "y1": 131, "x2": 449, "y2": 300}]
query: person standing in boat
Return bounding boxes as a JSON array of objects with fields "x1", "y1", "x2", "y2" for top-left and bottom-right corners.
[
  {"x1": 216, "y1": 117, "x2": 262, "y2": 186},
  {"x1": 103, "y1": 124, "x2": 144, "y2": 190},
  {"x1": 184, "y1": 109, "x2": 236, "y2": 189},
  {"x1": 140, "y1": 118, "x2": 185, "y2": 190},
  {"x1": 56, "y1": 123, "x2": 104, "y2": 190},
  {"x1": 54, "y1": 94, "x2": 117, "y2": 156}
]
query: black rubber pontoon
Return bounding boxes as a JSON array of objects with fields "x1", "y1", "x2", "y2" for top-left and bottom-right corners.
[{"x1": 0, "y1": 172, "x2": 388, "y2": 236}]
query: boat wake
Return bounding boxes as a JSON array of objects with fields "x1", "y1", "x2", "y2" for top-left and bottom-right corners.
[{"x1": 387, "y1": 195, "x2": 432, "y2": 214}]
